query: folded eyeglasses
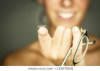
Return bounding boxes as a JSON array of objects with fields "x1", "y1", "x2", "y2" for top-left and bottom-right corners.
[{"x1": 61, "y1": 28, "x2": 96, "y2": 66}]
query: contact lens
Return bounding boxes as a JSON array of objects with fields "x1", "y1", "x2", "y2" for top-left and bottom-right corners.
[{"x1": 37, "y1": 25, "x2": 46, "y2": 29}]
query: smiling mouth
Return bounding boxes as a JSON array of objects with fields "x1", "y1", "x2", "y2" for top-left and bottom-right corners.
[{"x1": 58, "y1": 12, "x2": 75, "y2": 20}]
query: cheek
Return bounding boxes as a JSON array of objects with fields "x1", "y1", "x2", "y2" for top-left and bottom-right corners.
[
  {"x1": 75, "y1": 0, "x2": 89, "y2": 9},
  {"x1": 44, "y1": 0, "x2": 58, "y2": 19},
  {"x1": 44, "y1": 0, "x2": 58, "y2": 6}
]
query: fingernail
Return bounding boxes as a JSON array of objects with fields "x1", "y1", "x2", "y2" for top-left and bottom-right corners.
[
  {"x1": 73, "y1": 26, "x2": 79, "y2": 32},
  {"x1": 58, "y1": 26, "x2": 65, "y2": 30},
  {"x1": 38, "y1": 28, "x2": 47, "y2": 35}
]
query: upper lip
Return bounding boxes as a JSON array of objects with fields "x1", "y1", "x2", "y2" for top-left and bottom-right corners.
[{"x1": 57, "y1": 8, "x2": 76, "y2": 13}]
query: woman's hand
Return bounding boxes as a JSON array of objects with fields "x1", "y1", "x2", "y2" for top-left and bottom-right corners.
[{"x1": 38, "y1": 26, "x2": 85, "y2": 66}]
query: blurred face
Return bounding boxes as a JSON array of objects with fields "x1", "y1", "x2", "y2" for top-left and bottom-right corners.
[{"x1": 38, "y1": 0, "x2": 90, "y2": 28}]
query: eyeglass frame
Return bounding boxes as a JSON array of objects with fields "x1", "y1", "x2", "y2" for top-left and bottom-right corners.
[{"x1": 61, "y1": 28, "x2": 96, "y2": 66}]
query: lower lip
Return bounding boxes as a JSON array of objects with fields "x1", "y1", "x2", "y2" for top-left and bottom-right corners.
[{"x1": 57, "y1": 14, "x2": 75, "y2": 21}]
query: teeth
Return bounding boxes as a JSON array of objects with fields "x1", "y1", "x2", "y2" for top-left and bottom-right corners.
[{"x1": 58, "y1": 12, "x2": 74, "y2": 19}]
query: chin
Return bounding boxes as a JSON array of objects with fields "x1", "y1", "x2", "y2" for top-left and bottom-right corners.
[{"x1": 53, "y1": 22, "x2": 79, "y2": 29}]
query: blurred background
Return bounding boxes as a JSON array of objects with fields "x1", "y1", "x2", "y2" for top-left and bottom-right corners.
[{"x1": 0, "y1": 0, "x2": 100, "y2": 65}]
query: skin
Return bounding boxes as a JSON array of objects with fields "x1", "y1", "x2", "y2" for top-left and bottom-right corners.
[{"x1": 2, "y1": 0, "x2": 100, "y2": 66}]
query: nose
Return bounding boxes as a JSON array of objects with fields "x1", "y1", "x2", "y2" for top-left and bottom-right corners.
[{"x1": 62, "y1": 0, "x2": 72, "y2": 8}]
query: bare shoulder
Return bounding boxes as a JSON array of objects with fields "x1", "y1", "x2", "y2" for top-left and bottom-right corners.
[
  {"x1": 27, "y1": 40, "x2": 41, "y2": 52},
  {"x1": 85, "y1": 35, "x2": 100, "y2": 65},
  {"x1": 2, "y1": 40, "x2": 44, "y2": 65}
]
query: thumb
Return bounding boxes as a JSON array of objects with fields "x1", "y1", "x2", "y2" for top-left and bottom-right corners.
[{"x1": 38, "y1": 26, "x2": 52, "y2": 56}]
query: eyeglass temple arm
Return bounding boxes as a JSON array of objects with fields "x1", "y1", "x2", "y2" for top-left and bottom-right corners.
[{"x1": 80, "y1": 28, "x2": 96, "y2": 45}]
